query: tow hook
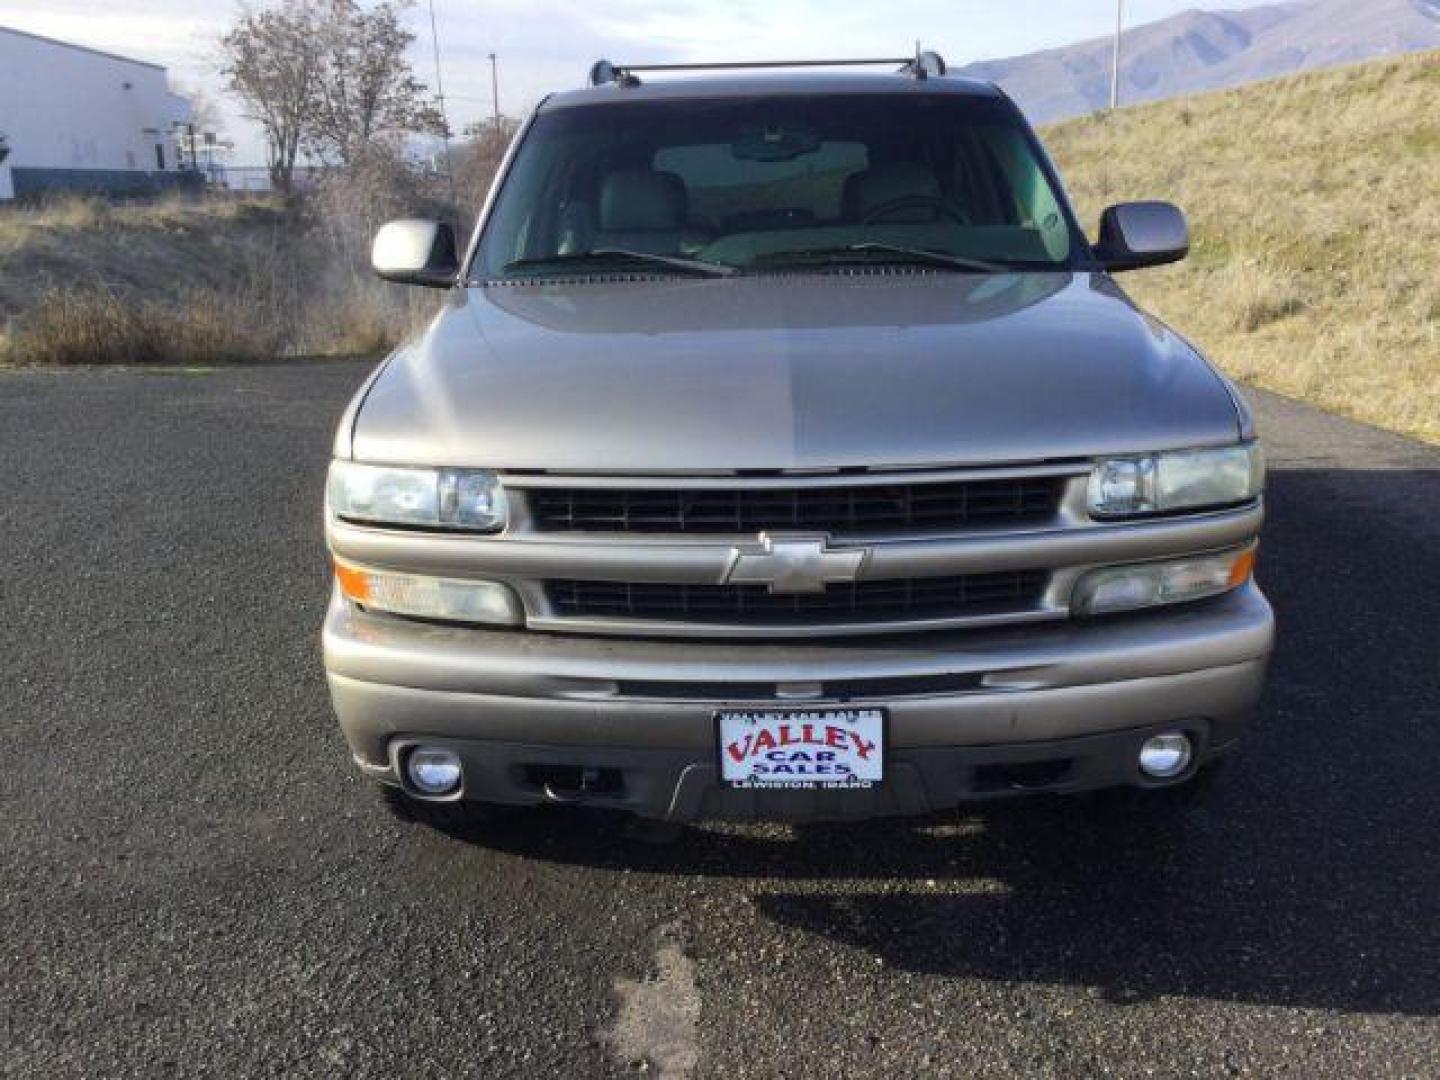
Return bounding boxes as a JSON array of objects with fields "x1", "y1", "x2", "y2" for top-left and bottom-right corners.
[{"x1": 541, "y1": 767, "x2": 609, "y2": 804}]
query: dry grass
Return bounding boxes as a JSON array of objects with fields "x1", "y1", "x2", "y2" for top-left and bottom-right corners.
[
  {"x1": 1044, "y1": 49, "x2": 1440, "y2": 444},
  {"x1": 0, "y1": 191, "x2": 291, "y2": 256},
  {"x1": 8, "y1": 287, "x2": 286, "y2": 366},
  {"x1": 0, "y1": 191, "x2": 433, "y2": 367}
]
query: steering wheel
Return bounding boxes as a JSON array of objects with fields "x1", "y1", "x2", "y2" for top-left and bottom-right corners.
[{"x1": 862, "y1": 195, "x2": 970, "y2": 226}]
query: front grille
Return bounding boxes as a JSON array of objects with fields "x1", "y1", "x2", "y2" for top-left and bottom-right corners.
[
  {"x1": 526, "y1": 477, "x2": 1062, "y2": 534},
  {"x1": 546, "y1": 571, "x2": 1047, "y2": 626}
]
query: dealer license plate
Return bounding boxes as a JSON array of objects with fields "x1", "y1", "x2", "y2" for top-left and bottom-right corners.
[{"x1": 715, "y1": 708, "x2": 886, "y2": 790}]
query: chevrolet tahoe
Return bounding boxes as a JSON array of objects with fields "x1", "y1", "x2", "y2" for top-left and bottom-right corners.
[{"x1": 322, "y1": 52, "x2": 1274, "y2": 825}]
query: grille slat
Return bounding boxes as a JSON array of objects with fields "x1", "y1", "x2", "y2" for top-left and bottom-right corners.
[
  {"x1": 528, "y1": 477, "x2": 1062, "y2": 534},
  {"x1": 613, "y1": 672, "x2": 988, "y2": 700},
  {"x1": 547, "y1": 571, "x2": 1047, "y2": 626}
]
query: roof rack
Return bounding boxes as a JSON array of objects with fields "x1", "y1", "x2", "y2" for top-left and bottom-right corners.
[{"x1": 588, "y1": 48, "x2": 947, "y2": 88}]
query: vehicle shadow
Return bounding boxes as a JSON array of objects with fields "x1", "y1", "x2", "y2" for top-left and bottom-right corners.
[{"x1": 433, "y1": 467, "x2": 1440, "y2": 1017}]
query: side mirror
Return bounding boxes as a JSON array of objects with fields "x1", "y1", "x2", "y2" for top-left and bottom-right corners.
[
  {"x1": 1093, "y1": 201, "x2": 1188, "y2": 272},
  {"x1": 371, "y1": 219, "x2": 459, "y2": 288}
]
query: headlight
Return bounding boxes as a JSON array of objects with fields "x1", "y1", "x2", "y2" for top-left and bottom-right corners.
[
  {"x1": 1073, "y1": 545, "x2": 1256, "y2": 616},
  {"x1": 327, "y1": 461, "x2": 507, "y2": 532},
  {"x1": 334, "y1": 561, "x2": 523, "y2": 625},
  {"x1": 1087, "y1": 442, "x2": 1263, "y2": 518}
]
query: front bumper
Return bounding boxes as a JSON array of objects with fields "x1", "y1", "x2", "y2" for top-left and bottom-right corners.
[{"x1": 323, "y1": 583, "x2": 1274, "y2": 821}]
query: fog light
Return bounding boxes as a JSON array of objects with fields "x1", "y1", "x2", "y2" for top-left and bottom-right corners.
[
  {"x1": 406, "y1": 746, "x2": 462, "y2": 794},
  {"x1": 1138, "y1": 733, "x2": 1193, "y2": 778}
]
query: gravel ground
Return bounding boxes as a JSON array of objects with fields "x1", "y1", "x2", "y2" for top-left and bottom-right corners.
[{"x1": 1, "y1": 361, "x2": 1436, "y2": 1078}]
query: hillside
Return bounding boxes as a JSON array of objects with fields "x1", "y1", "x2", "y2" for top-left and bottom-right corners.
[
  {"x1": 960, "y1": 0, "x2": 1440, "y2": 122},
  {"x1": 1044, "y1": 49, "x2": 1440, "y2": 443},
  {"x1": 0, "y1": 196, "x2": 421, "y2": 365}
]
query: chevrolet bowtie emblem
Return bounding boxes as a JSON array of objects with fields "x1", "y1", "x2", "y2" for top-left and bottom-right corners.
[{"x1": 723, "y1": 534, "x2": 868, "y2": 595}]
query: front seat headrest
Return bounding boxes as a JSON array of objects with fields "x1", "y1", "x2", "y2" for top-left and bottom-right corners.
[{"x1": 599, "y1": 170, "x2": 688, "y2": 232}]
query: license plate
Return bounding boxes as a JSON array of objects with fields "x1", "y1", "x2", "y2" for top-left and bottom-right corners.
[{"x1": 715, "y1": 708, "x2": 886, "y2": 790}]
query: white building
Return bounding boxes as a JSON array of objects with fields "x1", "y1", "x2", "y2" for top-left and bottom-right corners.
[{"x1": 0, "y1": 26, "x2": 194, "y2": 200}]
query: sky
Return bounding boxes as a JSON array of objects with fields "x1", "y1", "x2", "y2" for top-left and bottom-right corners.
[{"x1": 0, "y1": 0, "x2": 1288, "y2": 164}]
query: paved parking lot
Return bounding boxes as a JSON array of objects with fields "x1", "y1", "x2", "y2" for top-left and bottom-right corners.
[{"x1": 1, "y1": 361, "x2": 1437, "y2": 1078}]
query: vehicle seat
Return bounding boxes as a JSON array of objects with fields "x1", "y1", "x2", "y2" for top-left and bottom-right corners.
[
  {"x1": 593, "y1": 169, "x2": 689, "y2": 254},
  {"x1": 843, "y1": 162, "x2": 944, "y2": 223}
]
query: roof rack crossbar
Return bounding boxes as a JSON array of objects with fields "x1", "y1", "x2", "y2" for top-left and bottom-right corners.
[{"x1": 588, "y1": 52, "x2": 946, "y2": 88}]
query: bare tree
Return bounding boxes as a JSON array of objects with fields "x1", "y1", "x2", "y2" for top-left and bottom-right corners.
[
  {"x1": 180, "y1": 85, "x2": 226, "y2": 138},
  {"x1": 453, "y1": 117, "x2": 519, "y2": 198},
  {"x1": 307, "y1": 0, "x2": 446, "y2": 166},
  {"x1": 220, "y1": 1, "x2": 326, "y2": 192},
  {"x1": 220, "y1": 0, "x2": 444, "y2": 189}
]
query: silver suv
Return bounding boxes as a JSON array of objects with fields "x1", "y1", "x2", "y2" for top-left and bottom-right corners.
[{"x1": 324, "y1": 54, "x2": 1273, "y2": 824}]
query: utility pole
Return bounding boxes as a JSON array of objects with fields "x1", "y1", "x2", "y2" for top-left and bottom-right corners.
[
  {"x1": 1110, "y1": 0, "x2": 1124, "y2": 111},
  {"x1": 489, "y1": 52, "x2": 500, "y2": 132},
  {"x1": 427, "y1": 0, "x2": 456, "y2": 201}
]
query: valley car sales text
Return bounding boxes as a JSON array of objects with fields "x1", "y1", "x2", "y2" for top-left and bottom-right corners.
[{"x1": 722, "y1": 713, "x2": 881, "y2": 789}]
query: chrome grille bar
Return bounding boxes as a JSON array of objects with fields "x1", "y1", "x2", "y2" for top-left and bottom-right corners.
[{"x1": 527, "y1": 477, "x2": 1063, "y2": 534}]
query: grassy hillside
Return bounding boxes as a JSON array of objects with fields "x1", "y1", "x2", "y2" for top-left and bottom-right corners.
[{"x1": 1044, "y1": 49, "x2": 1440, "y2": 444}]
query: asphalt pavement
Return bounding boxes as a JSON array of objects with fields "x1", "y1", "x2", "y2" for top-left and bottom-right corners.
[{"x1": 1, "y1": 361, "x2": 1436, "y2": 1078}]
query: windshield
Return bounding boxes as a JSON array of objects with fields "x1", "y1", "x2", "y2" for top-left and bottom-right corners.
[{"x1": 473, "y1": 92, "x2": 1084, "y2": 280}]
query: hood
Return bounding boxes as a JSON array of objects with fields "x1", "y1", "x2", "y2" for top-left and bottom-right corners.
[{"x1": 347, "y1": 272, "x2": 1242, "y2": 471}]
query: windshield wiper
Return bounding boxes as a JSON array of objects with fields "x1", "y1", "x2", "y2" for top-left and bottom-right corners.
[
  {"x1": 503, "y1": 249, "x2": 738, "y2": 278},
  {"x1": 847, "y1": 243, "x2": 1010, "y2": 273},
  {"x1": 754, "y1": 244, "x2": 1008, "y2": 274}
]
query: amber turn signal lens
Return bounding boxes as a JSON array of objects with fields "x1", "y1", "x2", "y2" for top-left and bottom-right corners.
[
  {"x1": 1227, "y1": 547, "x2": 1257, "y2": 587},
  {"x1": 333, "y1": 561, "x2": 372, "y2": 603}
]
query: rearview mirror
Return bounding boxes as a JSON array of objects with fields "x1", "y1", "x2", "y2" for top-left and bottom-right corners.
[
  {"x1": 371, "y1": 219, "x2": 459, "y2": 288},
  {"x1": 1093, "y1": 201, "x2": 1188, "y2": 272}
]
